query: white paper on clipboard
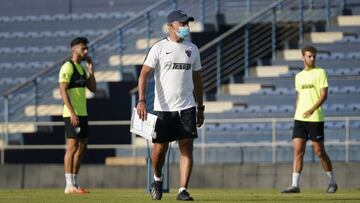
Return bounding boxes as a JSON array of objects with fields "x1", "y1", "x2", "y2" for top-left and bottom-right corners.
[{"x1": 130, "y1": 108, "x2": 157, "y2": 140}]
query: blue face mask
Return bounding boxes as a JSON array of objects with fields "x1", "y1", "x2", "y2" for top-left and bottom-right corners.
[{"x1": 176, "y1": 26, "x2": 190, "y2": 39}]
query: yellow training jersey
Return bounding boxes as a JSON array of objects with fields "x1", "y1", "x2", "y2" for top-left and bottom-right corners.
[
  {"x1": 294, "y1": 67, "x2": 328, "y2": 122},
  {"x1": 58, "y1": 61, "x2": 89, "y2": 117}
]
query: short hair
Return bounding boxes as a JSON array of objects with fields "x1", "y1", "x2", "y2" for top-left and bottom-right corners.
[
  {"x1": 70, "y1": 37, "x2": 89, "y2": 47},
  {"x1": 301, "y1": 45, "x2": 317, "y2": 55}
]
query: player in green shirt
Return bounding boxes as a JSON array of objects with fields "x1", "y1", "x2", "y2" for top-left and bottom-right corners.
[
  {"x1": 282, "y1": 46, "x2": 337, "y2": 194},
  {"x1": 59, "y1": 37, "x2": 96, "y2": 194}
]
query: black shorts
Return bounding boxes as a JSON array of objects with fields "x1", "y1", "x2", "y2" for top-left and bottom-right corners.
[
  {"x1": 64, "y1": 116, "x2": 89, "y2": 139},
  {"x1": 292, "y1": 120, "x2": 324, "y2": 141},
  {"x1": 153, "y1": 107, "x2": 198, "y2": 143}
]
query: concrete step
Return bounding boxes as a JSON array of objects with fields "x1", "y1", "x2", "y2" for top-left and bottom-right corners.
[
  {"x1": 249, "y1": 65, "x2": 289, "y2": 77},
  {"x1": 222, "y1": 83, "x2": 262, "y2": 95},
  {"x1": 136, "y1": 38, "x2": 159, "y2": 50},
  {"x1": 336, "y1": 15, "x2": 360, "y2": 26},
  {"x1": 94, "y1": 70, "x2": 121, "y2": 82},
  {"x1": 0, "y1": 122, "x2": 36, "y2": 133},
  {"x1": 109, "y1": 54, "x2": 146, "y2": 66},
  {"x1": 105, "y1": 156, "x2": 147, "y2": 166},
  {"x1": 277, "y1": 49, "x2": 302, "y2": 60},
  {"x1": 25, "y1": 104, "x2": 62, "y2": 116},
  {"x1": 204, "y1": 101, "x2": 233, "y2": 113},
  {"x1": 304, "y1": 32, "x2": 343, "y2": 43}
]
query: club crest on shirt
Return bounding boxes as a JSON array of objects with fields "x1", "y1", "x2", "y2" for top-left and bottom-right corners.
[
  {"x1": 62, "y1": 73, "x2": 68, "y2": 79},
  {"x1": 185, "y1": 49, "x2": 191, "y2": 57}
]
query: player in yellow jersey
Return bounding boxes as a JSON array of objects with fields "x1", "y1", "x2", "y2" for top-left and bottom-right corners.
[
  {"x1": 59, "y1": 37, "x2": 96, "y2": 194},
  {"x1": 282, "y1": 46, "x2": 337, "y2": 194}
]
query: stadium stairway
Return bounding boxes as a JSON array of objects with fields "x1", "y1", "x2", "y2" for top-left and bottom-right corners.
[
  {"x1": 202, "y1": 10, "x2": 360, "y2": 161},
  {"x1": 1, "y1": 0, "x2": 280, "y2": 163}
]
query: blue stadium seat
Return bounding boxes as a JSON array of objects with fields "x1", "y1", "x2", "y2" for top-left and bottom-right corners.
[
  {"x1": 263, "y1": 105, "x2": 278, "y2": 113},
  {"x1": 278, "y1": 105, "x2": 294, "y2": 113},
  {"x1": 350, "y1": 121, "x2": 360, "y2": 129},
  {"x1": 350, "y1": 68, "x2": 360, "y2": 75},
  {"x1": 348, "y1": 104, "x2": 360, "y2": 111},
  {"x1": 333, "y1": 68, "x2": 351, "y2": 76},
  {"x1": 340, "y1": 86, "x2": 357, "y2": 94},
  {"x1": 324, "y1": 121, "x2": 345, "y2": 129}
]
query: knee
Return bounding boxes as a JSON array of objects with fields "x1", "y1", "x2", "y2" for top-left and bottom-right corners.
[
  {"x1": 66, "y1": 145, "x2": 78, "y2": 156},
  {"x1": 179, "y1": 141, "x2": 194, "y2": 156},
  {"x1": 314, "y1": 149, "x2": 326, "y2": 158},
  {"x1": 77, "y1": 146, "x2": 87, "y2": 155},
  {"x1": 153, "y1": 144, "x2": 168, "y2": 157},
  {"x1": 294, "y1": 149, "x2": 305, "y2": 158}
]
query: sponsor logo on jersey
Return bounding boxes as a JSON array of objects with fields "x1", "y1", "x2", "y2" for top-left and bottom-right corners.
[
  {"x1": 301, "y1": 84, "x2": 315, "y2": 89},
  {"x1": 172, "y1": 63, "x2": 191, "y2": 70}
]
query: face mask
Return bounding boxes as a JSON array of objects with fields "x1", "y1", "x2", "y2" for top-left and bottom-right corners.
[{"x1": 175, "y1": 26, "x2": 190, "y2": 39}]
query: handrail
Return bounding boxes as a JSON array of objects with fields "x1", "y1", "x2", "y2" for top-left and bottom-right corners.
[
  {"x1": 128, "y1": 0, "x2": 286, "y2": 96},
  {"x1": 1, "y1": 116, "x2": 359, "y2": 164},
  {"x1": 198, "y1": 0, "x2": 284, "y2": 53},
  {"x1": 0, "y1": 116, "x2": 359, "y2": 125},
  {"x1": 2, "y1": 0, "x2": 169, "y2": 98}
]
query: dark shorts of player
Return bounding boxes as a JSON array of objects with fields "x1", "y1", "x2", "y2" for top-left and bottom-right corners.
[
  {"x1": 64, "y1": 116, "x2": 89, "y2": 139},
  {"x1": 153, "y1": 107, "x2": 198, "y2": 143},
  {"x1": 292, "y1": 120, "x2": 324, "y2": 142}
]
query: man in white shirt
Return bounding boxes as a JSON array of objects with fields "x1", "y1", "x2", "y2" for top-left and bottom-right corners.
[{"x1": 137, "y1": 10, "x2": 204, "y2": 201}]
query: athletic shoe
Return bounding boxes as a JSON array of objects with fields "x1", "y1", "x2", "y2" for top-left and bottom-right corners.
[
  {"x1": 150, "y1": 181, "x2": 163, "y2": 200},
  {"x1": 76, "y1": 186, "x2": 90, "y2": 194},
  {"x1": 176, "y1": 190, "x2": 193, "y2": 201},
  {"x1": 64, "y1": 186, "x2": 79, "y2": 194},
  {"x1": 326, "y1": 183, "x2": 338, "y2": 193},
  {"x1": 281, "y1": 186, "x2": 300, "y2": 193}
]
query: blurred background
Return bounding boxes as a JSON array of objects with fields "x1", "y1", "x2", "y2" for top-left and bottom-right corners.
[{"x1": 0, "y1": 0, "x2": 359, "y2": 189}]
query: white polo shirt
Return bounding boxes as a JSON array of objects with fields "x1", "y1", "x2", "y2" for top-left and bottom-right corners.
[{"x1": 143, "y1": 37, "x2": 202, "y2": 112}]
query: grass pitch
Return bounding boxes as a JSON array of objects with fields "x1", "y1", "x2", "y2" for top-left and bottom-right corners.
[{"x1": 0, "y1": 188, "x2": 359, "y2": 203}]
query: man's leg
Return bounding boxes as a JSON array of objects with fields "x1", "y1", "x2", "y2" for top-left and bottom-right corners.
[
  {"x1": 282, "y1": 138, "x2": 306, "y2": 193},
  {"x1": 293, "y1": 138, "x2": 307, "y2": 174},
  {"x1": 312, "y1": 141, "x2": 332, "y2": 171},
  {"x1": 178, "y1": 138, "x2": 193, "y2": 189},
  {"x1": 64, "y1": 138, "x2": 79, "y2": 193},
  {"x1": 176, "y1": 138, "x2": 194, "y2": 201},
  {"x1": 150, "y1": 142, "x2": 168, "y2": 200},
  {"x1": 152, "y1": 142, "x2": 169, "y2": 178},
  {"x1": 312, "y1": 141, "x2": 337, "y2": 193},
  {"x1": 72, "y1": 138, "x2": 88, "y2": 191}
]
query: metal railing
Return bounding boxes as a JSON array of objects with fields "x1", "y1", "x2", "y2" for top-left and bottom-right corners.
[
  {"x1": 1, "y1": 0, "x2": 229, "y2": 135},
  {"x1": 129, "y1": 0, "x2": 348, "y2": 106},
  {"x1": 198, "y1": 0, "x2": 347, "y2": 95},
  {"x1": 1, "y1": 116, "x2": 359, "y2": 164},
  {"x1": 1, "y1": 0, "x2": 276, "y2": 126},
  {"x1": 0, "y1": 0, "x2": 353, "y2": 156}
]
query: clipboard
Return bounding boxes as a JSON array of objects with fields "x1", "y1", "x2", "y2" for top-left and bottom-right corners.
[{"x1": 130, "y1": 108, "x2": 157, "y2": 140}]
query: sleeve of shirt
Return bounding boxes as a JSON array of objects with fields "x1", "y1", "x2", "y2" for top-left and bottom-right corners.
[
  {"x1": 319, "y1": 69, "x2": 329, "y2": 88},
  {"x1": 59, "y1": 62, "x2": 73, "y2": 83},
  {"x1": 193, "y1": 47, "x2": 202, "y2": 71},
  {"x1": 295, "y1": 74, "x2": 299, "y2": 92},
  {"x1": 143, "y1": 44, "x2": 159, "y2": 69}
]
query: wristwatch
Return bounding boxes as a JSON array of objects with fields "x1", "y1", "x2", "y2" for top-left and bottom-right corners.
[
  {"x1": 197, "y1": 105, "x2": 205, "y2": 111},
  {"x1": 137, "y1": 99, "x2": 146, "y2": 104}
]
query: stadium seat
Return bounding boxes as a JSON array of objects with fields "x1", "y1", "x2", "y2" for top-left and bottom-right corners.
[
  {"x1": 340, "y1": 86, "x2": 357, "y2": 94},
  {"x1": 350, "y1": 121, "x2": 360, "y2": 129},
  {"x1": 264, "y1": 105, "x2": 278, "y2": 113}
]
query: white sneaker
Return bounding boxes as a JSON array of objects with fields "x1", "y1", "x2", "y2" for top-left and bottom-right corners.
[{"x1": 64, "y1": 186, "x2": 79, "y2": 194}]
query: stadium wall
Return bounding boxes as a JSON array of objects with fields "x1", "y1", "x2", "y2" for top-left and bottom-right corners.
[{"x1": 0, "y1": 163, "x2": 359, "y2": 189}]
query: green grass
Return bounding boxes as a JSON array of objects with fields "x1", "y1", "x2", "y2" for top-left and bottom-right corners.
[{"x1": 0, "y1": 189, "x2": 360, "y2": 203}]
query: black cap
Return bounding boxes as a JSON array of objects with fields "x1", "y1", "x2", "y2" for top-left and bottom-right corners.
[{"x1": 167, "y1": 10, "x2": 194, "y2": 23}]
